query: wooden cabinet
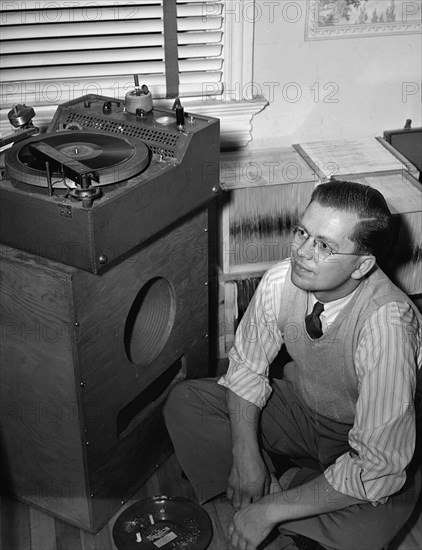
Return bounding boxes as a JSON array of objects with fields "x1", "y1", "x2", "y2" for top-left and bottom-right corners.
[{"x1": 0, "y1": 209, "x2": 209, "y2": 532}]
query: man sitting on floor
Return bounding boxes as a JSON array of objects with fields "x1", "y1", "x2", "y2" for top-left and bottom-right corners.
[{"x1": 164, "y1": 181, "x2": 422, "y2": 550}]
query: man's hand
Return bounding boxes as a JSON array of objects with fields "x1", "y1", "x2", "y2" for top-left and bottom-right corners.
[
  {"x1": 228, "y1": 498, "x2": 276, "y2": 550},
  {"x1": 227, "y1": 472, "x2": 366, "y2": 549},
  {"x1": 225, "y1": 389, "x2": 270, "y2": 509},
  {"x1": 227, "y1": 448, "x2": 270, "y2": 509}
]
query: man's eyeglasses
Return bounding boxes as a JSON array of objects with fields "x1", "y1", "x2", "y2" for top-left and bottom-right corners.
[{"x1": 291, "y1": 225, "x2": 365, "y2": 259}]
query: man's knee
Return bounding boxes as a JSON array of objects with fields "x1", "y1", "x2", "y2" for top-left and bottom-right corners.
[
  {"x1": 164, "y1": 378, "x2": 229, "y2": 435},
  {"x1": 163, "y1": 380, "x2": 194, "y2": 425},
  {"x1": 164, "y1": 378, "x2": 216, "y2": 424}
]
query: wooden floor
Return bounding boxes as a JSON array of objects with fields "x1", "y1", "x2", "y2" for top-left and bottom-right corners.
[{"x1": 1, "y1": 452, "x2": 421, "y2": 550}]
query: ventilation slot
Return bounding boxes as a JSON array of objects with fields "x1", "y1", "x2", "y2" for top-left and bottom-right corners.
[
  {"x1": 64, "y1": 113, "x2": 180, "y2": 158},
  {"x1": 117, "y1": 357, "x2": 186, "y2": 439}
]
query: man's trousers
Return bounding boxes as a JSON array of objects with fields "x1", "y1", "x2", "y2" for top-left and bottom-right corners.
[{"x1": 163, "y1": 378, "x2": 421, "y2": 550}]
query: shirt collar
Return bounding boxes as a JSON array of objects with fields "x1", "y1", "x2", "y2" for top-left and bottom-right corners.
[{"x1": 308, "y1": 286, "x2": 359, "y2": 316}]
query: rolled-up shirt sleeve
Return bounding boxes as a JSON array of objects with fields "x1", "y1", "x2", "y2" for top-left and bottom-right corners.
[
  {"x1": 218, "y1": 261, "x2": 289, "y2": 408},
  {"x1": 324, "y1": 302, "x2": 421, "y2": 503}
]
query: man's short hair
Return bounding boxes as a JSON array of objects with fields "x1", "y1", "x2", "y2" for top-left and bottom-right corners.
[{"x1": 310, "y1": 180, "x2": 394, "y2": 261}]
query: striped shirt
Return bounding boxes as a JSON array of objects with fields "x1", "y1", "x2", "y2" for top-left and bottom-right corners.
[{"x1": 218, "y1": 259, "x2": 422, "y2": 502}]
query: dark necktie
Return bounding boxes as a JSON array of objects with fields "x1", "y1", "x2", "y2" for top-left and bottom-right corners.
[{"x1": 305, "y1": 301, "x2": 324, "y2": 339}]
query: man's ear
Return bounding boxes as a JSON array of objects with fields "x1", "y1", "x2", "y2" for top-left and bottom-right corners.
[{"x1": 351, "y1": 255, "x2": 376, "y2": 280}]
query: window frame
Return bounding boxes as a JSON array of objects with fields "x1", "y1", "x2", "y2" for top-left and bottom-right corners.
[{"x1": 0, "y1": 1, "x2": 267, "y2": 149}]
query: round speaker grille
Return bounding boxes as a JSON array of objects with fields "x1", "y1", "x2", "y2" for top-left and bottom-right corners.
[{"x1": 124, "y1": 278, "x2": 176, "y2": 366}]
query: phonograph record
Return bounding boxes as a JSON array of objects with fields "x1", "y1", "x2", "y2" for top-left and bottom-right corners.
[
  {"x1": 0, "y1": 93, "x2": 220, "y2": 534},
  {"x1": 0, "y1": 92, "x2": 220, "y2": 273}
]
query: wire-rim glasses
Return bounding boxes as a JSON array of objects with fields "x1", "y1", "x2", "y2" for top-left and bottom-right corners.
[{"x1": 291, "y1": 225, "x2": 366, "y2": 259}]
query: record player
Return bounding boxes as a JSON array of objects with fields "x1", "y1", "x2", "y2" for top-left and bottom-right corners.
[
  {"x1": 0, "y1": 93, "x2": 219, "y2": 532},
  {"x1": 0, "y1": 94, "x2": 220, "y2": 273}
]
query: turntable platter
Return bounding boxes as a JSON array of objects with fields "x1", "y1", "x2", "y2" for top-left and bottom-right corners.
[{"x1": 5, "y1": 131, "x2": 150, "y2": 188}]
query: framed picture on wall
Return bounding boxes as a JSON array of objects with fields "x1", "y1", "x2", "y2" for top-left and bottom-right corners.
[{"x1": 305, "y1": 0, "x2": 422, "y2": 40}]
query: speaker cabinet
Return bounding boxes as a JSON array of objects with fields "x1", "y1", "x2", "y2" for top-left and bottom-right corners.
[{"x1": 0, "y1": 208, "x2": 209, "y2": 532}]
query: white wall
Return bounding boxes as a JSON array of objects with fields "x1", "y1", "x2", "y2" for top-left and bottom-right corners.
[{"x1": 247, "y1": 0, "x2": 422, "y2": 149}]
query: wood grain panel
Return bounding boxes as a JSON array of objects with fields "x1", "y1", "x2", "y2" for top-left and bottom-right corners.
[
  {"x1": 346, "y1": 172, "x2": 422, "y2": 214},
  {"x1": 0, "y1": 208, "x2": 210, "y2": 532},
  {"x1": 0, "y1": 252, "x2": 90, "y2": 526},
  {"x1": 72, "y1": 213, "x2": 207, "y2": 425},
  {"x1": 29, "y1": 506, "x2": 56, "y2": 550},
  {"x1": 294, "y1": 138, "x2": 405, "y2": 178},
  {"x1": 2, "y1": 496, "x2": 31, "y2": 550},
  {"x1": 54, "y1": 518, "x2": 83, "y2": 550},
  {"x1": 220, "y1": 147, "x2": 317, "y2": 191}
]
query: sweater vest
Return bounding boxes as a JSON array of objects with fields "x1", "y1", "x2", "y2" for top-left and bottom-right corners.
[{"x1": 280, "y1": 265, "x2": 418, "y2": 424}]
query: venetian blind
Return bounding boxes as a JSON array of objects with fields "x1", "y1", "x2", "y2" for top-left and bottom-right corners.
[{"x1": 0, "y1": 0, "x2": 224, "y2": 110}]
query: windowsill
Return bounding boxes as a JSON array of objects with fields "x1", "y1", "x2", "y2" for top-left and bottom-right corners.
[
  {"x1": 0, "y1": 96, "x2": 269, "y2": 151},
  {"x1": 157, "y1": 95, "x2": 269, "y2": 149}
]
